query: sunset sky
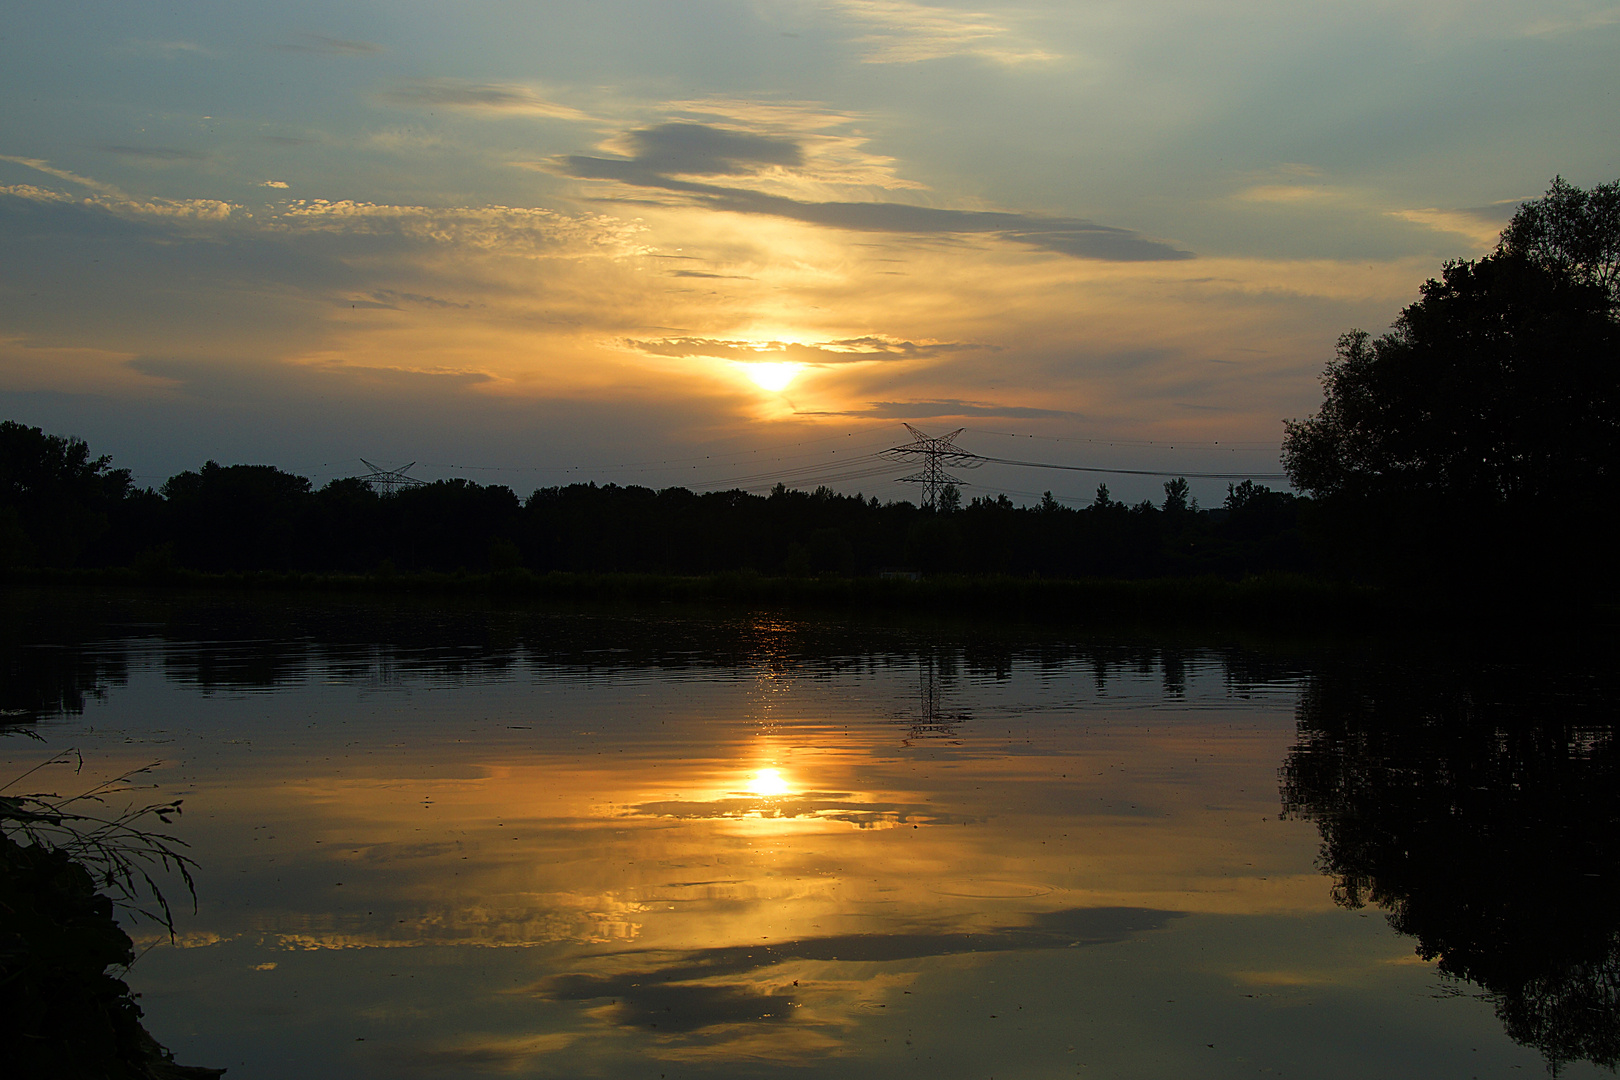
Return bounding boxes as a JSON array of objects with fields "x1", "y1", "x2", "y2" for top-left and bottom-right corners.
[{"x1": 2, "y1": 1, "x2": 1616, "y2": 503}]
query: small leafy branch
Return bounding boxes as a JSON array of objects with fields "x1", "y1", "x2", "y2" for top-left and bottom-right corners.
[{"x1": 0, "y1": 743, "x2": 199, "y2": 938}]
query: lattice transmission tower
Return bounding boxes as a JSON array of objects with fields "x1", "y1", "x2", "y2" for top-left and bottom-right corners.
[
  {"x1": 355, "y1": 459, "x2": 427, "y2": 497},
  {"x1": 882, "y1": 424, "x2": 981, "y2": 510}
]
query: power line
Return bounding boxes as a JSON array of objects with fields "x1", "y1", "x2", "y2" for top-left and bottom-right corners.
[
  {"x1": 137, "y1": 426, "x2": 1287, "y2": 497},
  {"x1": 881, "y1": 425, "x2": 982, "y2": 510},
  {"x1": 419, "y1": 430, "x2": 883, "y2": 477},
  {"x1": 972, "y1": 454, "x2": 1287, "y2": 482},
  {"x1": 353, "y1": 459, "x2": 427, "y2": 496},
  {"x1": 965, "y1": 427, "x2": 1281, "y2": 451},
  {"x1": 875, "y1": 425, "x2": 1286, "y2": 494},
  {"x1": 703, "y1": 453, "x2": 893, "y2": 489}
]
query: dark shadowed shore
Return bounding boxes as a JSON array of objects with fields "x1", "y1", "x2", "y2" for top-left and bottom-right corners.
[{"x1": 7, "y1": 566, "x2": 1610, "y2": 636}]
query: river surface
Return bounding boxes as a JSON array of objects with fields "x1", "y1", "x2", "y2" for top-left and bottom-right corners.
[{"x1": 3, "y1": 591, "x2": 1616, "y2": 1078}]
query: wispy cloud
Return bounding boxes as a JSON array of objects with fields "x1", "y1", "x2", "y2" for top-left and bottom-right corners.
[
  {"x1": 533, "y1": 105, "x2": 925, "y2": 196},
  {"x1": 1232, "y1": 163, "x2": 1332, "y2": 204},
  {"x1": 1389, "y1": 200, "x2": 1522, "y2": 246},
  {"x1": 0, "y1": 179, "x2": 649, "y2": 262},
  {"x1": 119, "y1": 39, "x2": 211, "y2": 59},
  {"x1": 380, "y1": 79, "x2": 590, "y2": 121},
  {"x1": 660, "y1": 97, "x2": 876, "y2": 134},
  {"x1": 554, "y1": 121, "x2": 1191, "y2": 262},
  {"x1": 627, "y1": 335, "x2": 977, "y2": 365},
  {"x1": 0, "y1": 182, "x2": 234, "y2": 222},
  {"x1": 0, "y1": 337, "x2": 175, "y2": 394},
  {"x1": 828, "y1": 0, "x2": 1059, "y2": 64},
  {"x1": 1230, "y1": 165, "x2": 1517, "y2": 250},
  {"x1": 280, "y1": 33, "x2": 385, "y2": 55},
  {"x1": 365, "y1": 127, "x2": 447, "y2": 152},
  {"x1": 806, "y1": 398, "x2": 1077, "y2": 419},
  {"x1": 1234, "y1": 183, "x2": 1335, "y2": 204},
  {"x1": 272, "y1": 198, "x2": 641, "y2": 254},
  {"x1": 669, "y1": 268, "x2": 750, "y2": 279},
  {"x1": 1520, "y1": 4, "x2": 1620, "y2": 36},
  {"x1": 615, "y1": 122, "x2": 804, "y2": 176},
  {"x1": 0, "y1": 155, "x2": 123, "y2": 195},
  {"x1": 96, "y1": 144, "x2": 207, "y2": 163},
  {"x1": 373, "y1": 1034, "x2": 576, "y2": 1075},
  {"x1": 361, "y1": 289, "x2": 476, "y2": 310},
  {"x1": 562, "y1": 153, "x2": 1191, "y2": 260},
  {"x1": 262, "y1": 180, "x2": 291, "y2": 189}
]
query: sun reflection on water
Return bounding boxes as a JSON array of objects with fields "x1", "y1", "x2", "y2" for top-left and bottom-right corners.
[{"x1": 746, "y1": 767, "x2": 791, "y2": 797}]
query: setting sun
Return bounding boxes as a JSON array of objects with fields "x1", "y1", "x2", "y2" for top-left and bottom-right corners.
[{"x1": 743, "y1": 363, "x2": 802, "y2": 392}]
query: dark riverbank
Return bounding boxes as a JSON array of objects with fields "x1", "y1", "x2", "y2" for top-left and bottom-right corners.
[{"x1": 6, "y1": 566, "x2": 1604, "y2": 635}]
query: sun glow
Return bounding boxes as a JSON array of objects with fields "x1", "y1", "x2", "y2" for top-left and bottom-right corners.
[
  {"x1": 744, "y1": 362, "x2": 802, "y2": 392},
  {"x1": 747, "y1": 768, "x2": 791, "y2": 797}
]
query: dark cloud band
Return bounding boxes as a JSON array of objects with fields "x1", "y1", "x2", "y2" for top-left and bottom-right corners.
[
  {"x1": 624, "y1": 122, "x2": 803, "y2": 176},
  {"x1": 556, "y1": 121, "x2": 1193, "y2": 262}
]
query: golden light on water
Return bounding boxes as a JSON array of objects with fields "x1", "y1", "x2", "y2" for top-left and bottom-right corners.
[
  {"x1": 744, "y1": 362, "x2": 802, "y2": 392},
  {"x1": 747, "y1": 767, "x2": 791, "y2": 797}
]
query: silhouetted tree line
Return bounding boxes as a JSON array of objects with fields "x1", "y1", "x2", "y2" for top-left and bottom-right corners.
[{"x1": 0, "y1": 423, "x2": 1311, "y2": 579}]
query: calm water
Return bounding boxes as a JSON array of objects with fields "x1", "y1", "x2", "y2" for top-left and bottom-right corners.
[{"x1": 3, "y1": 592, "x2": 1616, "y2": 1078}]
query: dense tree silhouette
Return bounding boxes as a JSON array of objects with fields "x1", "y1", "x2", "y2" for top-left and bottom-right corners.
[
  {"x1": 0, "y1": 421, "x2": 132, "y2": 567},
  {"x1": 160, "y1": 462, "x2": 313, "y2": 571},
  {"x1": 1282, "y1": 177, "x2": 1620, "y2": 582},
  {"x1": 0, "y1": 419, "x2": 1315, "y2": 580},
  {"x1": 1282, "y1": 260, "x2": 1616, "y2": 506}
]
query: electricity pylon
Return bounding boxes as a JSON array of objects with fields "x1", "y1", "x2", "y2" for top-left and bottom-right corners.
[
  {"x1": 356, "y1": 459, "x2": 427, "y2": 496},
  {"x1": 882, "y1": 424, "x2": 981, "y2": 510}
]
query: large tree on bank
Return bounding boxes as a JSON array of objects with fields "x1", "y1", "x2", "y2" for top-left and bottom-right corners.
[
  {"x1": 1282, "y1": 178, "x2": 1620, "y2": 580},
  {"x1": 0, "y1": 421, "x2": 132, "y2": 567}
]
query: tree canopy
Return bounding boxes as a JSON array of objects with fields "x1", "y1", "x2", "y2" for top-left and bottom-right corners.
[
  {"x1": 1281, "y1": 177, "x2": 1620, "y2": 579},
  {"x1": 1498, "y1": 175, "x2": 1620, "y2": 304},
  {"x1": 0, "y1": 421, "x2": 132, "y2": 567}
]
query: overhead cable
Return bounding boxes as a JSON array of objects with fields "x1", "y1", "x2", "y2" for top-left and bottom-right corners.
[{"x1": 970, "y1": 454, "x2": 1287, "y2": 482}]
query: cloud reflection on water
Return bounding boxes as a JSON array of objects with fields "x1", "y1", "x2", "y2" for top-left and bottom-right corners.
[{"x1": 530, "y1": 906, "x2": 1178, "y2": 1053}]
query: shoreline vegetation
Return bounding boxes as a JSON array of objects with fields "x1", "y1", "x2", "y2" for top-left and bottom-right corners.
[
  {"x1": 0, "y1": 752, "x2": 221, "y2": 1079},
  {"x1": 6, "y1": 565, "x2": 1608, "y2": 632}
]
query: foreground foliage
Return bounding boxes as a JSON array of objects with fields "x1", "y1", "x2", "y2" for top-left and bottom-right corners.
[{"x1": 0, "y1": 748, "x2": 218, "y2": 1079}]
